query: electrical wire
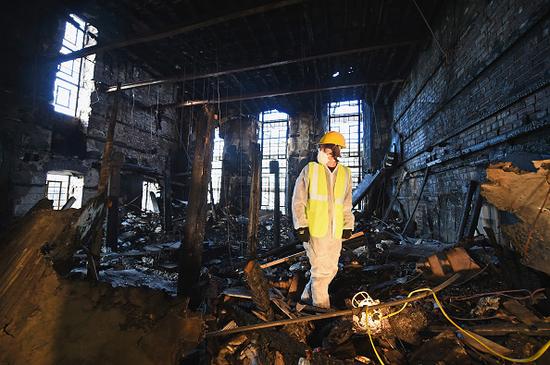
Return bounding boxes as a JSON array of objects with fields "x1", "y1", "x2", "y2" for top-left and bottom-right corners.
[
  {"x1": 361, "y1": 287, "x2": 550, "y2": 364},
  {"x1": 365, "y1": 306, "x2": 387, "y2": 365},
  {"x1": 411, "y1": 0, "x2": 447, "y2": 61}
]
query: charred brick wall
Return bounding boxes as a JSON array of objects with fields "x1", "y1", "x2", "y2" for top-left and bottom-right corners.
[
  {"x1": 364, "y1": 102, "x2": 393, "y2": 172},
  {"x1": 1, "y1": 11, "x2": 180, "y2": 222},
  {"x1": 1, "y1": 12, "x2": 78, "y2": 218},
  {"x1": 84, "y1": 54, "x2": 179, "y2": 203},
  {"x1": 392, "y1": 0, "x2": 550, "y2": 242}
]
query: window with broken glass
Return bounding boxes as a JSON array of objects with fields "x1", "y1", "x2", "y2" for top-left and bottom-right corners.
[
  {"x1": 45, "y1": 172, "x2": 84, "y2": 210},
  {"x1": 53, "y1": 14, "x2": 98, "y2": 125},
  {"x1": 328, "y1": 100, "x2": 363, "y2": 188},
  {"x1": 142, "y1": 181, "x2": 160, "y2": 212},
  {"x1": 259, "y1": 110, "x2": 288, "y2": 213}
]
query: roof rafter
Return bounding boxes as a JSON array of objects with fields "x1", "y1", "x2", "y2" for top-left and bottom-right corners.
[
  {"x1": 173, "y1": 80, "x2": 404, "y2": 108},
  {"x1": 106, "y1": 39, "x2": 418, "y2": 92},
  {"x1": 54, "y1": 0, "x2": 305, "y2": 63}
]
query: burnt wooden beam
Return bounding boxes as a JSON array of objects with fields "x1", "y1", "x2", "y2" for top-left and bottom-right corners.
[
  {"x1": 207, "y1": 273, "x2": 461, "y2": 336},
  {"x1": 105, "y1": 40, "x2": 418, "y2": 92},
  {"x1": 175, "y1": 80, "x2": 404, "y2": 107},
  {"x1": 177, "y1": 106, "x2": 215, "y2": 302},
  {"x1": 457, "y1": 180, "x2": 479, "y2": 242},
  {"x1": 105, "y1": 152, "x2": 124, "y2": 250},
  {"x1": 97, "y1": 84, "x2": 121, "y2": 192},
  {"x1": 244, "y1": 141, "x2": 274, "y2": 320},
  {"x1": 247, "y1": 142, "x2": 261, "y2": 258},
  {"x1": 88, "y1": 83, "x2": 121, "y2": 280},
  {"x1": 55, "y1": 0, "x2": 305, "y2": 64}
]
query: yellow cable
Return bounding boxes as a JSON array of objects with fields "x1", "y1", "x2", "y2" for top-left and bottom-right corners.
[
  {"x1": 365, "y1": 307, "x2": 386, "y2": 365},
  {"x1": 362, "y1": 287, "x2": 550, "y2": 363}
]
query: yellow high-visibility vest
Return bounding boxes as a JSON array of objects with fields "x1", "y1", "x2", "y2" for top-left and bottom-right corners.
[{"x1": 306, "y1": 162, "x2": 350, "y2": 238}]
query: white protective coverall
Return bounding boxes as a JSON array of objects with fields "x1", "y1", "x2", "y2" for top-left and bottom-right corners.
[{"x1": 291, "y1": 161, "x2": 354, "y2": 308}]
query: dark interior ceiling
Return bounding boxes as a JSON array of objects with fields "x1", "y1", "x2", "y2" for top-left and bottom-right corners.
[{"x1": 63, "y1": 0, "x2": 442, "y2": 114}]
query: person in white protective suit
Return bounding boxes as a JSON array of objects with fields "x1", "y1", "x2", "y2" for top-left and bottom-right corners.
[{"x1": 291, "y1": 131, "x2": 354, "y2": 309}]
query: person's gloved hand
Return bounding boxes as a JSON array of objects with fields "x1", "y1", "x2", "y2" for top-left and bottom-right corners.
[
  {"x1": 296, "y1": 227, "x2": 310, "y2": 242},
  {"x1": 342, "y1": 229, "x2": 353, "y2": 239}
]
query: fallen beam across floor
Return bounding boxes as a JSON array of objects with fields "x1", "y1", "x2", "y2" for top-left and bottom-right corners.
[
  {"x1": 259, "y1": 231, "x2": 365, "y2": 269},
  {"x1": 206, "y1": 273, "x2": 461, "y2": 337}
]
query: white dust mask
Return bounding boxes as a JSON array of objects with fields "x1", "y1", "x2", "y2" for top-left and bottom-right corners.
[{"x1": 317, "y1": 150, "x2": 329, "y2": 165}]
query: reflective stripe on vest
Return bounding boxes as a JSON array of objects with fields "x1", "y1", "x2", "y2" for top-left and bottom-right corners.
[{"x1": 306, "y1": 162, "x2": 350, "y2": 238}]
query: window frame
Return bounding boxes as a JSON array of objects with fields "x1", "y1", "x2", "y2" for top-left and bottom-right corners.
[
  {"x1": 327, "y1": 100, "x2": 364, "y2": 194},
  {"x1": 53, "y1": 14, "x2": 98, "y2": 123},
  {"x1": 259, "y1": 110, "x2": 289, "y2": 213}
]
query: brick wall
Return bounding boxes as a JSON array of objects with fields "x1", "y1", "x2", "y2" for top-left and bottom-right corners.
[
  {"x1": 391, "y1": 0, "x2": 550, "y2": 242},
  {"x1": 84, "y1": 55, "x2": 180, "y2": 200},
  {"x1": 2, "y1": 13, "x2": 181, "y2": 220},
  {"x1": 364, "y1": 102, "x2": 392, "y2": 171}
]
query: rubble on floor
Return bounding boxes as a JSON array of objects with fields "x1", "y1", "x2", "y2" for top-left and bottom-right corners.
[
  {"x1": 92, "y1": 203, "x2": 549, "y2": 364},
  {"x1": 68, "y1": 205, "x2": 296, "y2": 296},
  {"x1": 196, "y1": 217, "x2": 550, "y2": 364},
  {"x1": 6, "y1": 196, "x2": 548, "y2": 364},
  {"x1": 0, "y1": 198, "x2": 202, "y2": 365}
]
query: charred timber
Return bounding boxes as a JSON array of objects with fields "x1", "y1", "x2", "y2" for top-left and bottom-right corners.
[{"x1": 177, "y1": 106, "x2": 215, "y2": 300}]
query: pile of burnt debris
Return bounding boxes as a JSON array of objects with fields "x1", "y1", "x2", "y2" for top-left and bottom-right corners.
[
  {"x1": 197, "y1": 220, "x2": 550, "y2": 364},
  {"x1": 75, "y1": 201, "x2": 550, "y2": 364}
]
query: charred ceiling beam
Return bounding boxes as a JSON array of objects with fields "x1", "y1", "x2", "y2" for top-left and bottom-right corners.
[
  {"x1": 105, "y1": 40, "x2": 417, "y2": 92},
  {"x1": 169, "y1": 80, "x2": 403, "y2": 108},
  {"x1": 54, "y1": 0, "x2": 305, "y2": 64}
]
